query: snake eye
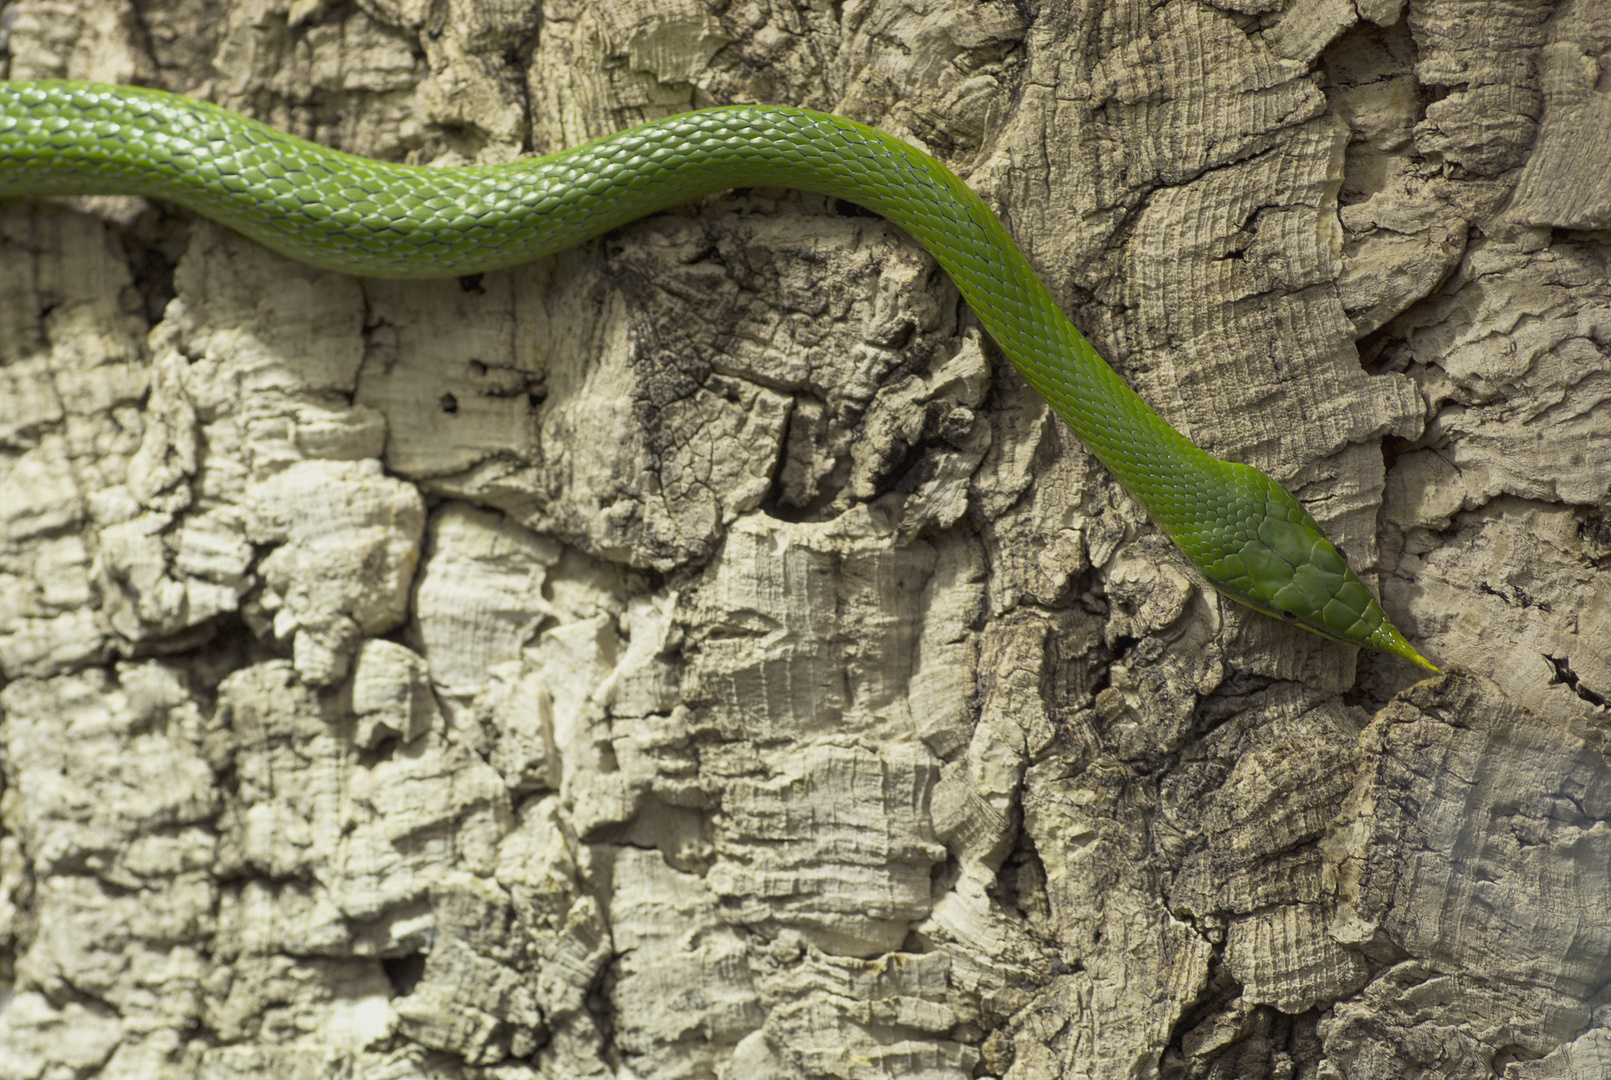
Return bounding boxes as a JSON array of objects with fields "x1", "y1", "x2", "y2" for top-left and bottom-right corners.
[{"x1": 1282, "y1": 610, "x2": 1298, "y2": 621}]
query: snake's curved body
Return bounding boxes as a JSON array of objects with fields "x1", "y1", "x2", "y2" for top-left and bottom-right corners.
[{"x1": 0, "y1": 80, "x2": 1434, "y2": 669}]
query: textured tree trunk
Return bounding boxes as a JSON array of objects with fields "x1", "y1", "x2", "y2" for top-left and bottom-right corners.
[{"x1": 0, "y1": 0, "x2": 1607, "y2": 1077}]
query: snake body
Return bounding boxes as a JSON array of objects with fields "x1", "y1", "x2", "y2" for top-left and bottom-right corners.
[{"x1": 0, "y1": 80, "x2": 1434, "y2": 669}]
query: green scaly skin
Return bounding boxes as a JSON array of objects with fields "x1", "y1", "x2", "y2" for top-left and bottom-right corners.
[{"x1": 0, "y1": 80, "x2": 1437, "y2": 670}]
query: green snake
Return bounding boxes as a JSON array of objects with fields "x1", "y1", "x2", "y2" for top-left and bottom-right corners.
[{"x1": 0, "y1": 80, "x2": 1436, "y2": 671}]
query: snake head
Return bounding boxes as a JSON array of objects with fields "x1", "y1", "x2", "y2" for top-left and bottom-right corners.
[{"x1": 1185, "y1": 463, "x2": 1437, "y2": 671}]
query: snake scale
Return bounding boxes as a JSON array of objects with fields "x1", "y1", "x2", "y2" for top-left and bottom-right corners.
[{"x1": 0, "y1": 80, "x2": 1436, "y2": 671}]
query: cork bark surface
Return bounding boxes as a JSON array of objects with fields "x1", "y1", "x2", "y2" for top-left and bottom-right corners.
[{"x1": 0, "y1": 0, "x2": 1608, "y2": 1077}]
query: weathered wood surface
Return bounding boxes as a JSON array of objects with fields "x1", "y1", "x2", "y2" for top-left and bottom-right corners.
[{"x1": 0, "y1": 0, "x2": 1607, "y2": 1077}]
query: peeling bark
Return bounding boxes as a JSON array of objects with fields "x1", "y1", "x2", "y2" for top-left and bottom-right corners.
[{"x1": 1, "y1": 1, "x2": 1608, "y2": 1078}]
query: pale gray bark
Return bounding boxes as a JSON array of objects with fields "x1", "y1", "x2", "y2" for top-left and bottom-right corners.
[{"x1": 0, "y1": 0, "x2": 1607, "y2": 1078}]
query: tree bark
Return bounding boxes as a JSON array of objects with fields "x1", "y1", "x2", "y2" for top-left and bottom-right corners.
[{"x1": 0, "y1": 0, "x2": 1607, "y2": 1077}]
